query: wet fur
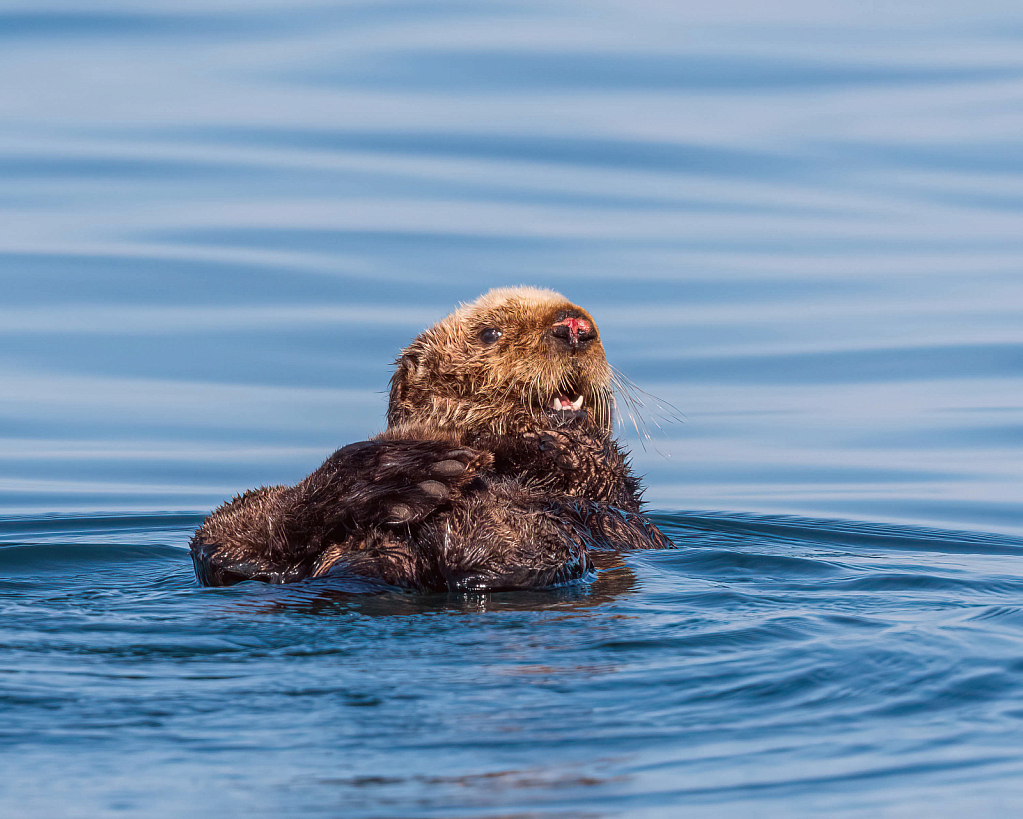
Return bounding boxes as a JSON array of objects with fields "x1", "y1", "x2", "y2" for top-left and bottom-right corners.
[{"x1": 191, "y1": 287, "x2": 674, "y2": 592}]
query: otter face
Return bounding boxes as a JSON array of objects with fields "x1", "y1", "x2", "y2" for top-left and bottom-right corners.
[{"x1": 388, "y1": 287, "x2": 614, "y2": 437}]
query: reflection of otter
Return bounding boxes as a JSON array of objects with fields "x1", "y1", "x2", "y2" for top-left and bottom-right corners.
[
  {"x1": 190, "y1": 287, "x2": 673, "y2": 592},
  {"x1": 228, "y1": 552, "x2": 641, "y2": 618}
]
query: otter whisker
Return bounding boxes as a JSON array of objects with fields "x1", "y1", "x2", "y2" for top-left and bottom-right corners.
[
  {"x1": 612, "y1": 370, "x2": 680, "y2": 429},
  {"x1": 612, "y1": 377, "x2": 646, "y2": 445},
  {"x1": 611, "y1": 365, "x2": 686, "y2": 424},
  {"x1": 610, "y1": 371, "x2": 645, "y2": 427},
  {"x1": 608, "y1": 367, "x2": 684, "y2": 458},
  {"x1": 609, "y1": 370, "x2": 660, "y2": 449},
  {"x1": 526, "y1": 374, "x2": 543, "y2": 428},
  {"x1": 499, "y1": 374, "x2": 521, "y2": 415},
  {"x1": 599, "y1": 385, "x2": 616, "y2": 434}
]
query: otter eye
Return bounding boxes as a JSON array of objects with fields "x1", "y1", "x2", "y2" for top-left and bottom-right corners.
[{"x1": 479, "y1": 327, "x2": 502, "y2": 345}]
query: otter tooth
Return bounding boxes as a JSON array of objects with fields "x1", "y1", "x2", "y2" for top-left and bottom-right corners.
[{"x1": 551, "y1": 395, "x2": 584, "y2": 411}]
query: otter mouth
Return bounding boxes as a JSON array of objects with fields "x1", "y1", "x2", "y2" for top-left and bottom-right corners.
[
  {"x1": 545, "y1": 393, "x2": 588, "y2": 427},
  {"x1": 551, "y1": 395, "x2": 584, "y2": 412}
]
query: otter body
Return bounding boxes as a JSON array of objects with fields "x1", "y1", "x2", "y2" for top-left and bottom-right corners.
[{"x1": 190, "y1": 287, "x2": 673, "y2": 592}]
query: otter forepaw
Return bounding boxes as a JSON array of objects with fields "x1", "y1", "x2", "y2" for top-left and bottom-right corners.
[
  {"x1": 523, "y1": 430, "x2": 580, "y2": 470},
  {"x1": 378, "y1": 445, "x2": 489, "y2": 524},
  {"x1": 311, "y1": 441, "x2": 488, "y2": 527}
]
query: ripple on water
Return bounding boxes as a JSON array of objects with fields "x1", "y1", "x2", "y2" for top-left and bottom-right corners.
[{"x1": 0, "y1": 509, "x2": 1021, "y2": 816}]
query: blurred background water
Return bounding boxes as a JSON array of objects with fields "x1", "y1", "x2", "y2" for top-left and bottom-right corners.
[{"x1": 2, "y1": 0, "x2": 1023, "y2": 816}]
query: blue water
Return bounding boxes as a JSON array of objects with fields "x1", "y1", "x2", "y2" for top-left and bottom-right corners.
[{"x1": 2, "y1": 0, "x2": 1023, "y2": 815}]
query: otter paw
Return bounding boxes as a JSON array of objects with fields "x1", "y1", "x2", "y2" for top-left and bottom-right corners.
[
  {"x1": 375, "y1": 444, "x2": 487, "y2": 525},
  {"x1": 312, "y1": 441, "x2": 490, "y2": 528},
  {"x1": 525, "y1": 430, "x2": 580, "y2": 470}
]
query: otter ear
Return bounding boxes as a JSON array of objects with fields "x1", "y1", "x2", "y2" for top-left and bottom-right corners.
[
  {"x1": 398, "y1": 352, "x2": 421, "y2": 376},
  {"x1": 391, "y1": 353, "x2": 423, "y2": 397},
  {"x1": 387, "y1": 353, "x2": 419, "y2": 426}
]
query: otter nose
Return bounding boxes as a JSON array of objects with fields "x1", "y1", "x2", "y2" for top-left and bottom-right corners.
[{"x1": 551, "y1": 316, "x2": 596, "y2": 352}]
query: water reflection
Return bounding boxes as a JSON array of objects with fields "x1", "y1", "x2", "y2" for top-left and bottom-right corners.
[{"x1": 224, "y1": 551, "x2": 640, "y2": 617}]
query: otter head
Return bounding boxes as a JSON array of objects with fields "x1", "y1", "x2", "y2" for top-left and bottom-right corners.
[{"x1": 387, "y1": 287, "x2": 614, "y2": 438}]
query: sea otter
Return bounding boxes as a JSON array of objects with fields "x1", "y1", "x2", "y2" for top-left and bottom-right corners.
[{"x1": 190, "y1": 287, "x2": 673, "y2": 592}]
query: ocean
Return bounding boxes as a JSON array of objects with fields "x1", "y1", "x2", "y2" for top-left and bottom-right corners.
[{"x1": 2, "y1": 1, "x2": 1022, "y2": 815}]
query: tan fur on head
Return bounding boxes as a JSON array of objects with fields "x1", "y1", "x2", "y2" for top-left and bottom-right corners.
[{"x1": 387, "y1": 287, "x2": 614, "y2": 439}]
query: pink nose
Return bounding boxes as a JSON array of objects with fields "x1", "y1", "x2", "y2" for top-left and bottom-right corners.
[{"x1": 552, "y1": 316, "x2": 595, "y2": 350}]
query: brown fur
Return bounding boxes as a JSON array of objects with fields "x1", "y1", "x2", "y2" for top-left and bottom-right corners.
[
  {"x1": 388, "y1": 287, "x2": 615, "y2": 437},
  {"x1": 190, "y1": 287, "x2": 673, "y2": 592}
]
